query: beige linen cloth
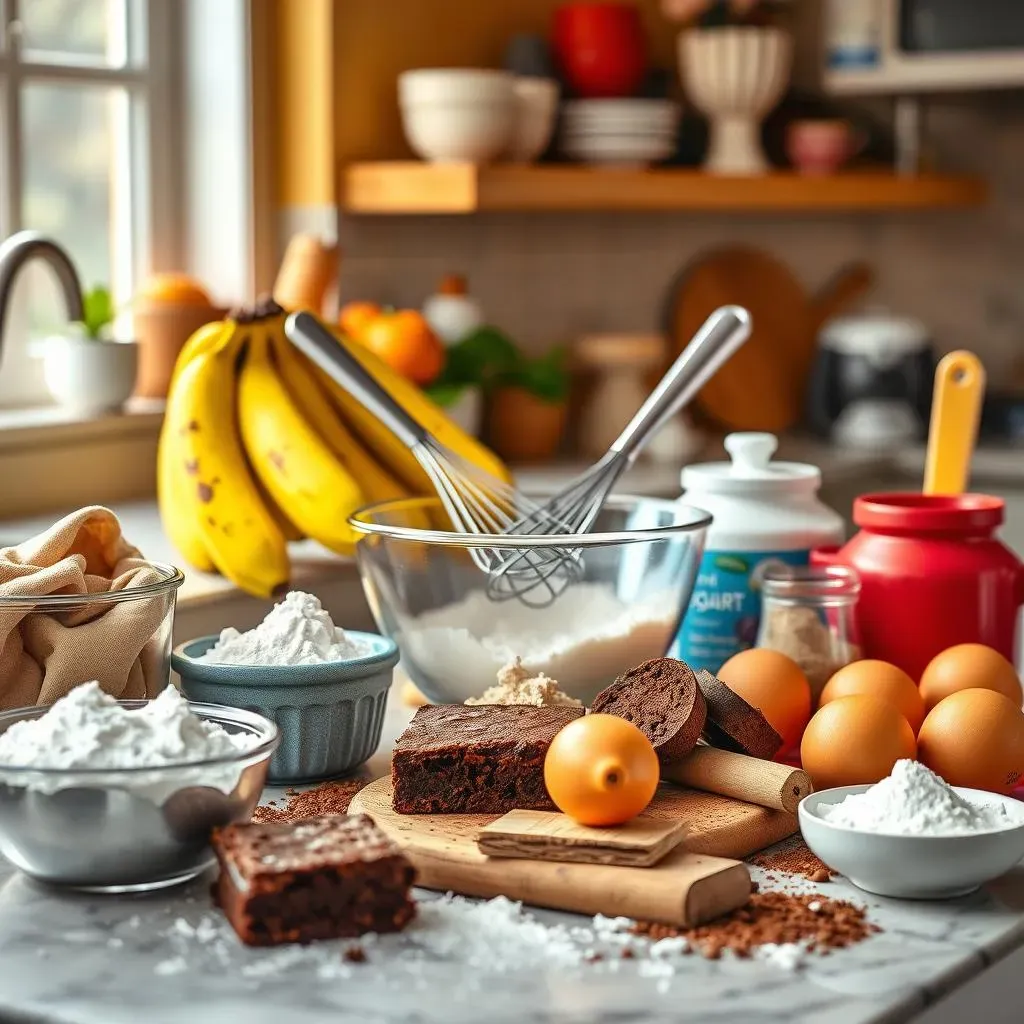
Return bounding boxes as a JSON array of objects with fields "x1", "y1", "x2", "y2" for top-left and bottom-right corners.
[{"x1": 0, "y1": 506, "x2": 170, "y2": 709}]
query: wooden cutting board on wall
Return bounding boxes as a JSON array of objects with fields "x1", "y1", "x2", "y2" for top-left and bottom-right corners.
[
  {"x1": 665, "y1": 247, "x2": 873, "y2": 433},
  {"x1": 349, "y1": 778, "x2": 796, "y2": 927}
]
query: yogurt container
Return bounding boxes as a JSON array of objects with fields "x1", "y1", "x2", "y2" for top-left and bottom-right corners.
[{"x1": 672, "y1": 432, "x2": 844, "y2": 674}]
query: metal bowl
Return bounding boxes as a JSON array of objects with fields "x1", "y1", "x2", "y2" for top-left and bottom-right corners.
[
  {"x1": 348, "y1": 494, "x2": 710, "y2": 705},
  {"x1": 0, "y1": 701, "x2": 278, "y2": 893}
]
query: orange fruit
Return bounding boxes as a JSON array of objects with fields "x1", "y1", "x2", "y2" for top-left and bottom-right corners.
[
  {"x1": 338, "y1": 301, "x2": 382, "y2": 341},
  {"x1": 717, "y1": 648, "x2": 811, "y2": 752},
  {"x1": 544, "y1": 714, "x2": 659, "y2": 827},
  {"x1": 800, "y1": 694, "x2": 916, "y2": 791},
  {"x1": 919, "y1": 644, "x2": 1023, "y2": 713},
  {"x1": 361, "y1": 309, "x2": 445, "y2": 386},
  {"x1": 820, "y1": 659, "x2": 926, "y2": 734},
  {"x1": 136, "y1": 272, "x2": 211, "y2": 307},
  {"x1": 917, "y1": 688, "x2": 1024, "y2": 794}
]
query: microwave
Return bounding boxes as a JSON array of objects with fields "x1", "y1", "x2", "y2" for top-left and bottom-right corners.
[{"x1": 823, "y1": 0, "x2": 1024, "y2": 94}]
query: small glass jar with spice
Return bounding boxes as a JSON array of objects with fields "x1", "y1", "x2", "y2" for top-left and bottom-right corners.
[{"x1": 756, "y1": 565, "x2": 862, "y2": 704}]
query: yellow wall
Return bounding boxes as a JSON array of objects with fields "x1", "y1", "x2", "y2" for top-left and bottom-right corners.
[{"x1": 273, "y1": 0, "x2": 336, "y2": 207}]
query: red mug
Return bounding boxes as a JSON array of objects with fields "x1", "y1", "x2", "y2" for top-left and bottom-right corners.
[
  {"x1": 552, "y1": 3, "x2": 647, "y2": 99},
  {"x1": 812, "y1": 494, "x2": 1024, "y2": 682}
]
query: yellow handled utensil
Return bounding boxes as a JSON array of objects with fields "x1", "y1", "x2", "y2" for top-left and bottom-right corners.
[{"x1": 923, "y1": 350, "x2": 985, "y2": 496}]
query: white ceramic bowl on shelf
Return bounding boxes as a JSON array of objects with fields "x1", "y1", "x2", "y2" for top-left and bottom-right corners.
[
  {"x1": 562, "y1": 98, "x2": 680, "y2": 134},
  {"x1": 507, "y1": 77, "x2": 559, "y2": 163},
  {"x1": 561, "y1": 133, "x2": 676, "y2": 168},
  {"x1": 800, "y1": 785, "x2": 1024, "y2": 900},
  {"x1": 398, "y1": 68, "x2": 515, "y2": 164}
]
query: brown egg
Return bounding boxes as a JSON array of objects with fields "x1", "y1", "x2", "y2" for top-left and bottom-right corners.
[
  {"x1": 917, "y1": 688, "x2": 1024, "y2": 794},
  {"x1": 919, "y1": 644, "x2": 1023, "y2": 712},
  {"x1": 800, "y1": 694, "x2": 916, "y2": 791},
  {"x1": 819, "y1": 660, "x2": 925, "y2": 733},
  {"x1": 717, "y1": 648, "x2": 811, "y2": 751}
]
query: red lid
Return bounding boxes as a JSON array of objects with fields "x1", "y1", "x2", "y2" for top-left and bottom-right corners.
[{"x1": 854, "y1": 493, "x2": 1005, "y2": 533}]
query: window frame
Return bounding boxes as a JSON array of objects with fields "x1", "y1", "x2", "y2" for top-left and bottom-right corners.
[{"x1": 0, "y1": 0, "x2": 184, "y2": 298}]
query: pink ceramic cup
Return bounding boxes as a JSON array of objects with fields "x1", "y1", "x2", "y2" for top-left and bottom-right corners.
[{"x1": 786, "y1": 120, "x2": 862, "y2": 176}]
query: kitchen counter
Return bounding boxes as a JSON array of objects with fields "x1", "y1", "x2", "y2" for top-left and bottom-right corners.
[{"x1": 1, "y1": 697, "x2": 1024, "y2": 1024}]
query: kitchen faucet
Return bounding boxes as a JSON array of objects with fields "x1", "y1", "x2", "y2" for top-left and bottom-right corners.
[{"x1": 0, "y1": 231, "x2": 85, "y2": 370}]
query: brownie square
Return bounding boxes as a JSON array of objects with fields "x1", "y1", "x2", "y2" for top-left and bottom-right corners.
[
  {"x1": 696, "y1": 669, "x2": 783, "y2": 760},
  {"x1": 212, "y1": 814, "x2": 416, "y2": 947},
  {"x1": 392, "y1": 703, "x2": 584, "y2": 815}
]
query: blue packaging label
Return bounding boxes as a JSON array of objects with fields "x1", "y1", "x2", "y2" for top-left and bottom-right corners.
[{"x1": 672, "y1": 549, "x2": 809, "y2": 675}]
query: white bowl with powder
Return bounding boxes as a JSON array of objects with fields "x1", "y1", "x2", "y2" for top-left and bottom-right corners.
[{"x1": 800, "y1": 760, "x2": 1024, "y2": 899}]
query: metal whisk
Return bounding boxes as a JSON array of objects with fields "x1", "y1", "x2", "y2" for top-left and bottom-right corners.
[
  {"x1": 284, "y1": 312, "x2": 581, "y2": 604},
  {"x1": 486, "y1": 305, "x2": 751, "y2": 604}
]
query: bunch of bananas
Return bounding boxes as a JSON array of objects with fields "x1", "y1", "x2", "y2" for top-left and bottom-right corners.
[{"x1": 157, "y1": 300, "x2": 509, "y2": 598}]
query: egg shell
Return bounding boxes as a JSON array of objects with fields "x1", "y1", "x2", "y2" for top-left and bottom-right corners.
[
  {"x1": 717, "y1": 648, "x2": 811, "y2": 752},
  {"x1": 917, "y1": 688, "x2": 1024, "y2": 794},
  {"x1": 819, "y1": 659, "x2": 925, "y2": 733},
  {"x1": 919, "y1": 644, "x2": 1023, "y2": 713},
  {"x1": 800, "y1": 694, "x2": 916, "y2": 791}
]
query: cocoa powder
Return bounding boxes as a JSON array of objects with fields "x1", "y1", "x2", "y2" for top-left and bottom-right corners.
[
  {"x1": 633, "y1": 892, "x2": 878, "y2": 960},
  {"x1": 750, "y1": 840, "x2": 835, "y2": 883},
  {"x1": 251, "y1": 778, "x2": 369, "y2": 824}
]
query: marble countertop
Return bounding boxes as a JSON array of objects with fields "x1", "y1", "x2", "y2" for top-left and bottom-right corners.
[{"x1": 1, "y1": 700, "x2": 1023, "y2": 1024}]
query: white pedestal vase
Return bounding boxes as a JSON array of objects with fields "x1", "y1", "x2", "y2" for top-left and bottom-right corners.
[{"x1": 678, "y1": 27, "x2": 792, "y2": 175}]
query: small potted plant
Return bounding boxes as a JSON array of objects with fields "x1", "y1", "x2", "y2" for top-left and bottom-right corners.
[
  {"x1": 487, "y1": 345, "x2": 570, "y2": 464},
  {"x1": 39, "y1": 285, "x2": 139, "y2": 415},
  {"x1": 665, "y1": 0, "x2": 792, "y2": 175}
]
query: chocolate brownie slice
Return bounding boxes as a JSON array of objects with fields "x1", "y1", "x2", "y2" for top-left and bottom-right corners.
[
  {"x1": 696, "y1": 668, "x2": 783, "y2": 759},
  {"x1": 392, "y1": 703, "x2": 583, "y2": 814},
  {"x1": 212, "y1": 814, "x2": 415, "y2": 947},
  {"x1": 591, "y1": 658, "x2": 707, "y2": 765}
]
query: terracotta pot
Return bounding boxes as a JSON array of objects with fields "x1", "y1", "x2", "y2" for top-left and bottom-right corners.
[
  {"x1": 488, "y1": 387, "x2": 568, "y2": 463},
  {"x1": 132, "y1": 302, "x2": 227, "y2": 398}
]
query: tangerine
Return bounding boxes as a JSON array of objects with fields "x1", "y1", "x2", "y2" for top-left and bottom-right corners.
[
  {"x1": 338, "y1": 301, "x2": 383, "y2": 341},
  {"x1": 360, "y1": 309, "x2": 445, "y2": 386},
  {"x1": 544, "y1": 714, "x2": 659, "y2": 827}
]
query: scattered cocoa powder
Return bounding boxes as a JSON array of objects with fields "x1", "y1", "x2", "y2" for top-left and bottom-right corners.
[
  {"x1": 251, "y1": 778, "x2": 369, "y2": 824},
  {"x1": 750, "y1": 840, "x2": 836, "y2": 882},
  {"x1": 633, "y1": 892, "x2": 878, "y2": 961},
  {"x1": 343, "y1": 945, "x2": 367, "y2": 963}
]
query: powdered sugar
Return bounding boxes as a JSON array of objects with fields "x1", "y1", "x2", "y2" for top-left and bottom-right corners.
[
  {"x1": 0, "y1": 682, "x2": 253, "y2": 770},
  {"x1": 401, "y1": 583, "x2": 679, "y2": 704},
  {"x1": 818, "y1": 759, "x2": 1023, "y2": 836},
  {"x1": 199, "y1": 591, "x2": 371, "y2": 666},
  {"x1": 465, "y1": 657, "x2": 582, "y2": 707}
]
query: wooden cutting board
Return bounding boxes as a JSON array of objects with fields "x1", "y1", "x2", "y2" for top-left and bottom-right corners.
[
  {"x1": 349, "y1": 778, "x2": 797, "y2": 927},
  {"x1": 665, "y1": 247, "x2": 873, "y2": 432}
]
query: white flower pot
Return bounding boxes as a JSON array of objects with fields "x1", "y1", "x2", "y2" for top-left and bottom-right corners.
[
  {"x1": 679, "y1": 27, "x2": 792, "y2": 175},
  {"x1": 445, "y1": 386, "x2": 483, "y2": 437},
  {"x1": 39, "y1": 333, "x2": 139, "y2": 415}
]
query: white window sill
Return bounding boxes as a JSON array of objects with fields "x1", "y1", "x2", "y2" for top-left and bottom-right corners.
[{"x1": 0, "y1": 399, "x2": 165, "y2": 451}]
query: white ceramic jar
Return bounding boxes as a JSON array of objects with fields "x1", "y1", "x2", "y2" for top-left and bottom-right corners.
[{"x1": 672, "y1": 432, "x2": 844, "y2": 674}]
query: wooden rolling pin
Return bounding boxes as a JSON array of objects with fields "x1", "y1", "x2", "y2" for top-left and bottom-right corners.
[
  {"x1": 662, "y1": 747, "x2": 811, "y2": 814},
  {"x1": 273, "y1": 233, "x2": 339, "y2": 316}
]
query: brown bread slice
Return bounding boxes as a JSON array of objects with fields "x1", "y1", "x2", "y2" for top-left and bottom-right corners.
[
  {"x1": 591, "y1": 658, "x2": 707, "y2": 765},
  {"x1": 696, "y1": 668, "x2": 783, "y2": 760}
]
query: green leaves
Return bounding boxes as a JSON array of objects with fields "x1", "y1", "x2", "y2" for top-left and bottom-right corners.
[
  {"x1": 425, "y1": 325, "x2": 570, "y2": 407},
  {"x1": 80, "y1": 285, "x2": 115, "y2": 340}
]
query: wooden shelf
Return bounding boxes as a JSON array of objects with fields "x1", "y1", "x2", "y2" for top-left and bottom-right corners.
[{"x1": 340, "y1": 162, "x2": 987, "y2": 215}]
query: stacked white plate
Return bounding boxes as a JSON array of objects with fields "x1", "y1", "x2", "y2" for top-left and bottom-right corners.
[{"x1": 560, "y1": 99, "x2": 680, "y2": 168}]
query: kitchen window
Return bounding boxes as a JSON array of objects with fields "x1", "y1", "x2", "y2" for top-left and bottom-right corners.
[{"x1": 0, "y1": 0, "x2": 179, "y2": 410}]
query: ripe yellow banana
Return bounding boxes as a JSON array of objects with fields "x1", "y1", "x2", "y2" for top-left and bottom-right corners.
[
  {"x1": 309, "y1": 322, "x2": 511, "y2": 493},
  {"x1": 238, "y1": 321, "x2": 367, "y2": 555},
  {"x1": 156, "y1": 319, "x2": 237, "y2": 574},
  {"x1": 270, "y1": 330, "x2": 407, "y2": 505},
  {"x1": 158, "y1": 322, "x2": 290, "y2": 597}
]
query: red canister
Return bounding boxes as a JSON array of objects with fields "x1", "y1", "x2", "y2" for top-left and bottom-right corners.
[
  {"x1": 552, "y1": 3, "x2": 647, "y2": 99},
  {"x1": 812, "y1": 493, "x2": 1024, "y2": 681}
]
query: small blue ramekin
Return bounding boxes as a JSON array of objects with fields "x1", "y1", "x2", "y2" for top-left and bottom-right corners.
[{"x1": 171, "y1": 632, "x2": 399, "y2": 784}]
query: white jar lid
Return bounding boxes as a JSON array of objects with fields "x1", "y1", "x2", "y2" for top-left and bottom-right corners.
[
  {"x1": 681, "y1": 432, "x2": 821, "y2": 496},
  {"x1": 819, "y1": 315, "x2": 930, "y2": 358}
]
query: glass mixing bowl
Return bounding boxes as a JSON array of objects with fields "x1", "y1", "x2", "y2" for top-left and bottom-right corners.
[{"x1": 348, "y1": 495, "x2": 710, "y2": 705}]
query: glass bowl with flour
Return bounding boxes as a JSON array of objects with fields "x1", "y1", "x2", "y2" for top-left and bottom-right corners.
[
  {"x1": 349, "y1": 495, "x2": 710, "y2": 704},
  {"x1": 0, "y1": 682, "x2": 277, "y2": 892}
]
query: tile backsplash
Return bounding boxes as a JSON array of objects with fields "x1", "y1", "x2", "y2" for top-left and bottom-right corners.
[{"x1": 337, "y1": 99, "x2": 1024, "y2": 381}]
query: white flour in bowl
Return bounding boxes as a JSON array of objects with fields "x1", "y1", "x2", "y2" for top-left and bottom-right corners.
[
  {"x1": 0, "y1": 682, "x2": 260, "y2": 799},
  {"x1": 399, "y1": 582, "x2": 679, "y2": 704},
  {"x1": 199, "y1": 591, "x2": 371, "y2": 666},
  {"x1": 819, "y1": 759, "x2": 1024, "y2": 835}
]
